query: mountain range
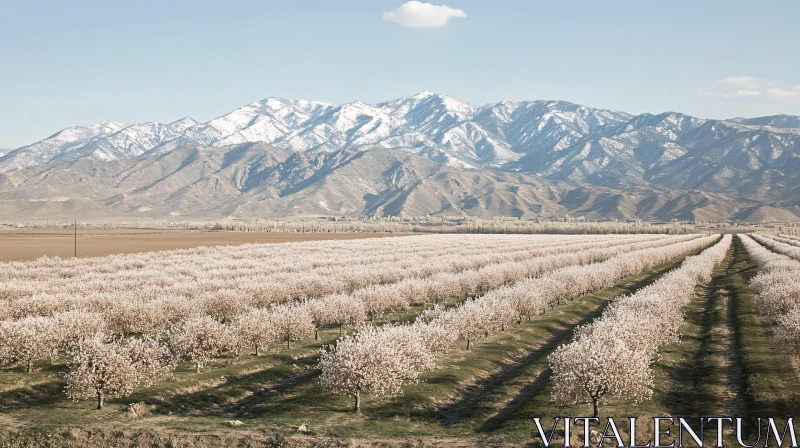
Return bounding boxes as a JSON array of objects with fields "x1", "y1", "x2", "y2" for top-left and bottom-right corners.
[{"x1": 1, "y1": 92, "x2": 799, "y2": 222}]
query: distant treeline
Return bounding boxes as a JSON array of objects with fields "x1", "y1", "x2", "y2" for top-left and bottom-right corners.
[
  {"x1": 204, "y1": 219, "x2": 775, "y2": 235},
  {"x1": 4, "y1": 216, "x2": 791, "y2": 235}
]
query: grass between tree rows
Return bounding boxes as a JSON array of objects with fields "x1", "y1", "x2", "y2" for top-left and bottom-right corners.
[{"x1": 494, "y1": 236, "x2": 800, "y2": 447}]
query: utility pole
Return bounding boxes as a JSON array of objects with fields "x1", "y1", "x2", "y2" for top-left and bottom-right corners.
[{"x1": 74, "y1": 221, "x2": 77, "y2": 258}]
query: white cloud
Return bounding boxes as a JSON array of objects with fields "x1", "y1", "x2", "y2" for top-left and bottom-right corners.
[
  {"x1": 382, "y1": 1, "x2": 466, "y2": 28},
  {"x1": 766, "y1": 86, "x2": 800, "y2": 98},
  {"x1": 705, "y1": 77, "x2": 800, "y2": 101},
  {"x1": 715, "y1": 76, "x2": 760, "y2": 89}
]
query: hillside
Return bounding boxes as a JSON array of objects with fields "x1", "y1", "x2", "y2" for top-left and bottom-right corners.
[{"x1": 0, "y1": 143, "x2": 787, "y2": 222}]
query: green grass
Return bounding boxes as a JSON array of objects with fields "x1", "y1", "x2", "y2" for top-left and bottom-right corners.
[
  {"x1": 3, "y1": 238, "x2": 800, "y2": 447},
  {"x1": 726, "y1": 236, "x2": 800, "y2": 436}
]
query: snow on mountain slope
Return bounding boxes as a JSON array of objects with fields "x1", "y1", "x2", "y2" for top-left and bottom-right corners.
[
  {"x1": 0, "y1": 118, "x2": 204, "y2": 171},
  {"x1": 0, "y1": 121, "x2": 127, "y2": 171},
  {"x1": 276, "y1": 101, "x2": 406, "y2": 152},
  {"x1": 53, "y1": 117, "x2": 200, "y2": 164},
  {"x1": 378, "y1": 91, "x2": 475, "y2": 133},
  {"x1": 475, "y1": 100, "x2": 634, "y2": 155},
  {"x1": 147, "y1": 98, "x2": 334, "y2": 155},
  {"x1": 4, "y1": 93, "x2": 800, "y2": 206},
  {"x1": 5, "y1": 93, "x2": 634, "y2": 172},
  {"x1": 510, "y1": 111, "x2": 800, "y2": 201},
  {"x1": 730, "y1": 114, "x2": 800, "y2": 129}
]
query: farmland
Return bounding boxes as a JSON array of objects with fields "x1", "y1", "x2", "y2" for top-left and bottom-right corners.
[
  {"x1": 0, "y1": 230, "x2": 410, "y2": 262},
  {"x1": 0, "y1": 233, "x2": 799, "y2": 447}
]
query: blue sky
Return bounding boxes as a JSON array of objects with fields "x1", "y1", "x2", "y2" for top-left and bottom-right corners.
[{"x1": 0, "y1": 0, "x2": 798, "y2": 148}]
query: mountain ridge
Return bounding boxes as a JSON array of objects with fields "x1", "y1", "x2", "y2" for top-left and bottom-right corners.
[{"x1": 2, "y1": 93, "x2": 799, "y2": 221}]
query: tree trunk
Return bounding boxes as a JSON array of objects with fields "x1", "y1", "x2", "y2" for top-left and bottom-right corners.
[
  {"x1": 466, "y1": 338, "x2": 471, "y2": 350},
  {"x1": 592, "y1": 396, "x2": 599, "y2": 419},
  {"x1": 287, "y1": 337, "x2": 291, "y2": 349},
  {"x1": 354, "y1": 391, "x2": 361, "y2": 412},
  {"x1": 196, "y1": 363, "x2": 201, "y2": 374},
  {"x1": 97, "y1": 391, "x2": 104, "y2": 410},
  {"x1": 340, "y1": 324, "x2": 343, "y2": 336},
  {"x1": 315, "y1": 329, "x2": 319, "y2": 340},
  {"x1": 26, "y1": 359, "x2": 32, "y2": 373},
  {"x1": 255, "y1": 345, "x2": 260, "y2": 357}
]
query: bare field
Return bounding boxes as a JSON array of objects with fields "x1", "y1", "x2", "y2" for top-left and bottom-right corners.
[{"x1": 0, "y1": 231, "x2": 413, "y2": 262}]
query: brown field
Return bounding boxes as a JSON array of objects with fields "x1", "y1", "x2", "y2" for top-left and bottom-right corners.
[{"x1": 0, "y1": 231, "x2": 414, "y2": 262}]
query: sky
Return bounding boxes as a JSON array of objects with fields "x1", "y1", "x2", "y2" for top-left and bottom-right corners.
[{"x1": 0, "y1": 0, "x2": 798, "y2": 148}]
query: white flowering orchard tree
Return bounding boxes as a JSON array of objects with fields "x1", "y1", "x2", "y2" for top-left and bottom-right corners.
[
  {"x1": 306, "y1": 299, "x2": 332, "y2": 340},
  {"x1": 270, "y1": 303, "x2": 315, "y2": 349},
  {"x1": 0, "y1": 316, "x2": 60, "y2": 372},
  {"x1": 379, "y1": 325, "x2": 437, "y2": 375},
  {"x1": 326, "y1": 293, "x2": 367, "y2": 336},
  {"x1": 776, "y1": 313, "x2": 800, "y2": 354},
  {"x1": 65, "y1": 337, "x2": 173, "y2": 410},
  {"x1": 741, "y1": 234, "x2": 800, "y2": 351},
  {"x1": 416, "y1": 321, "x2": 458, "y2": 358},
  {"x1": 548, "y1": 336, "x2": 653, "y2": 418},
  {"x1": 231, "y1": 308, "x2": 276, "y2": 356},
  {"x1": 54, "y1": 310, "x2": 108, "y2": 350},
  {"x1": 200, "y1": 289, "x2": 248, "y2": 323},
  {"x1": 450, "y1": 299, "x2": 490, "y2": 350},
  {"x1": 168, "y1": 316, "x2": 229, "y2": 373},
  {"x1": 125, "y1": 337, "x2": 174, "y2": 381},
  {"x1": 318, "y1": 326, "x2": 426, "y2": 412}
]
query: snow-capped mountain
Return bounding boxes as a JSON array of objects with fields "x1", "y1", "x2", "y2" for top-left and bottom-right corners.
[
  {"x1": 2, "y1": 92, "x2": 800, "y2": 218},
  {"x1": 0, "y1": 118, "x2": 197, "y2": 172},
  {"x1": 509, "y1": 111, "x2": 800, "y2": 203},
  {"x1": 0, "y1": 92, "x2": 638, "y2": 172},
  {"x1": 1, "y1": 121, "x2": 127, "y2": 172},
  {"x1": 730, "y1": 114, "x2": 800, "y2": 129}
]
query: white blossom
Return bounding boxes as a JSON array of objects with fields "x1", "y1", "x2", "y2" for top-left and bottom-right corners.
[
  {"x1": 319, "y1": 325, "x2": 433, "y2": 411},
  {"x1": 65, "y1": 336, "x2": 173, "y2": 409},
  {"x1": 168, "y1": 316, "x2": 229, "y2": 372},
  {"x1": 549, "y1": 235, "x2": 732, "y2": 417},
  {"x1": 0, "y1": 316, "x2": 60, "y2": 372},
  {"x1": 270, "y1": 303, "x2": 315, "y2": 349}
]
